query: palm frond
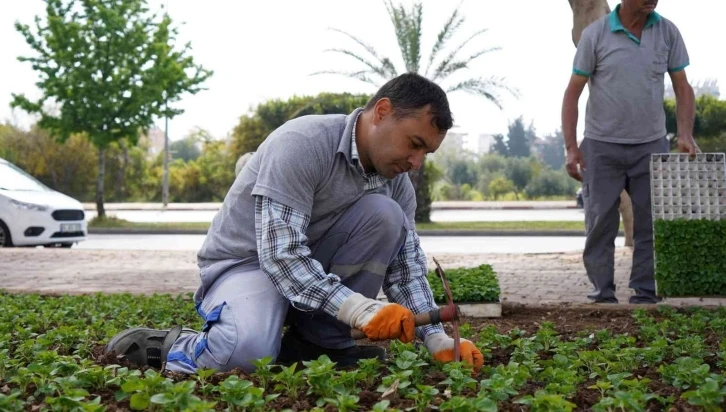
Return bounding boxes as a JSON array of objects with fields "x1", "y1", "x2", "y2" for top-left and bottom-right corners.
[
  {"x1": 309, "y1": 69, "x2": 380, "y2": 87},
  {"x1": 322, "y1": 48, "x2": 390, "y2": 79},
  {"x1": 424, "y1": 2, "x2": 466, "y2": 77},
  {"x1": 324, "y1": 27, "x2": 400, "y2": 82},
  {"x1": 431, "y1": 28, "x2": 490, "y2": 81},
  {"x1": 379, "y1": 57, "x2": 398, "y2": 78},
  {"x1": 434, "y1": 46, "x2": 501, "y2": 79},
  {"x1": 446, "y1": 77, "x2": 520, "y2": 110},
  {"x1": 327, "y1": 28, "x2": 382, "y2": 61},
  {"x1": 385, "y1": 0, "x2": 422, "y2": 73}
]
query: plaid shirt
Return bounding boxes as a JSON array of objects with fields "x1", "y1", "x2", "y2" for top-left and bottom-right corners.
[{"x1": 255, "y1": 114, "x2": 444, "y2": 340}]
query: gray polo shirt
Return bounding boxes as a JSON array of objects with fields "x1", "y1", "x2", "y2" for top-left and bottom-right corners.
[
  {"x1": 573, "y1": 5, "x2": 690, "y2": 144},
  {"x1": 197, "y1": 108, "x2": 417, "y2": 269}
]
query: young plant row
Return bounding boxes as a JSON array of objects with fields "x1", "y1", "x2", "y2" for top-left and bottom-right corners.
[{"x1": 2, "y1": 293, "x2": 726, "y2": 410}]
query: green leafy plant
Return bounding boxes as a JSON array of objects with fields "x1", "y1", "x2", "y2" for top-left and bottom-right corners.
[
  {"x1": 654, "y1": 219, "x2": 726, "y2": 296},
  {"x1": 515, "y1": 390, "x2": 577, "y2": 411},
  {"x1": 681, "y1": 377, "x2": 726, "y2": 411},
  {"x1": 427, "y1": 264, "x2": 500, "y2": 303},
  {"x1": 4, "y1": 291, "x2": 726, "y2": 410}
]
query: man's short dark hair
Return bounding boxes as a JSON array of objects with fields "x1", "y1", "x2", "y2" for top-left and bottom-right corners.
[{"x1": 364, "y1": 73, "x2": 454, "y2": 132}]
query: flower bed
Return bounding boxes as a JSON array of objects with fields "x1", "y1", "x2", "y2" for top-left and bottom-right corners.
[{"x1": 2, "y1": 293, "x2": 726, "y2": 411}]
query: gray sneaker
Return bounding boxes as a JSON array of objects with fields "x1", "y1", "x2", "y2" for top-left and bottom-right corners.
[{"x1": 104, "y1": 325, "x2": 197, "y2": 369}]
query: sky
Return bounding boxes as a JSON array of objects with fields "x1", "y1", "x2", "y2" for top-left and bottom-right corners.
[{"x1": 1, "y1": 0, "x2": 724, "y2": 147}]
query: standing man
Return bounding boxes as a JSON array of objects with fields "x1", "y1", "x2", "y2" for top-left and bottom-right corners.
[
  {"x1": 106, "y1": 73, "x2": 484, "y2": 373},
  {"x1": 561, "y1": 0, "x2": 697, "y2": 304}
]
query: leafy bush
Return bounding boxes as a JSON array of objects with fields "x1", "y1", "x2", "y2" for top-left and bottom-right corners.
[
  {"x1": 426, "y1": 264, "x2": 500, "y2": 303},
  {"x1": 654, "y1": 219, "x2": 726, "y2": 297}
]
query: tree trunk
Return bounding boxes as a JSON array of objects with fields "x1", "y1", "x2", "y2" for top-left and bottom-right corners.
[
  {"x1": 410, "y1": 161, "x2": 432, "y2": 223},
  {"x1": 96, "y1": 146, "x2": 106, "y2": 219},
  {"x1": 568, "y1": 0, "x2": 611, "y2": 46}
]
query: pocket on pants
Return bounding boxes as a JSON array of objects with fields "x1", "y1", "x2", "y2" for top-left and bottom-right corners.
[{"x1": 194, "y1": 301, "x2": 238, "y2": 367}]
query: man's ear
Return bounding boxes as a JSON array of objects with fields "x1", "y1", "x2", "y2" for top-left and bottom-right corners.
[{"x1": 372, "y1": 98, "x2": 393, "y2": 125}]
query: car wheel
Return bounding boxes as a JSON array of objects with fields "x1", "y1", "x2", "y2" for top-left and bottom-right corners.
[{"x1": 0, "y1": 221, "x2": 13, "y2": 247}]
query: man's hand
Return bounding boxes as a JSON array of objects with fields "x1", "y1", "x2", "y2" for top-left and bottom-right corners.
[
  {"x1": 565, "y1": 147, "x2": 586, "y2": 182},
  {"x1": 424, "y1": 333, "x2": 484, "y2": 373},
  {"x1": 337, "y1": 293, "x2": 415, "y2": 342},
  {"x1": 677, "y1": 134, "x2": 698, "y2": 157}
]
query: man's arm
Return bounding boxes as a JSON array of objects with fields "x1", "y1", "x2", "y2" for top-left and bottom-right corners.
[
  {"x1": 666, "y1": 23, "x2": 696, "y2": 155},
  {"x1": 669, "y1": 70, "x2": 697, "y2": 155},
  {"x1": 256, "y1": 194, "x2": 418, "y2": 343},
  {"x1": 563, "y1": 24, "x2": 596, "y2": 182},
  {"x1": 255, "y1": 195, "x2": 354, "y2": 315},
  {"x1": 383, "y1": 228, "x2": 445, "y2": 341},
  {"x1": 562, "y1": 74, "x2": 589, "y2": 181}
]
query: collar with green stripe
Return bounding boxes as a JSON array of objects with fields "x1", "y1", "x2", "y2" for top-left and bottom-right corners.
[{"x1": 609, "y1": 3, "x2": 662, "y2": 44}]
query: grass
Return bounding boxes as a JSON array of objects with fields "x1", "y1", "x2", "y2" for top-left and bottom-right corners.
[{"x1": 89, "y1": 217, "x2": 617, "y2": 232}]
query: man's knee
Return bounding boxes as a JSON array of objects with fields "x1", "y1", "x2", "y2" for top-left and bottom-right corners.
[
  {"x1": 230, "y1": 331, "x2": 283, "y2": 371},
  {"x1": 353, "y1": 194, "x2": 407, "y2": 232},
  {"x1": 199, "y1": 323, "x2": 283, "y2": 373}
]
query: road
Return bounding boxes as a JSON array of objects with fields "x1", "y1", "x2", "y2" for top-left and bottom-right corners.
[
  {"x1": 84, "y1": 208, "x2": 586, "y2": 223},
  {"x1": 73, "y1": 233, "x2": 623, "y2": 254}
]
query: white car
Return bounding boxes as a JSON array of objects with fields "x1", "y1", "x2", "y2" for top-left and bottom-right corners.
[{"x1": 0, "y1": 157, "x2": 87, "y2": 248}]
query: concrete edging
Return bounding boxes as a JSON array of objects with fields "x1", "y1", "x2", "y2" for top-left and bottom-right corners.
[{"x1": 458, "y1": 303, "x2": 502, "y2": 318}]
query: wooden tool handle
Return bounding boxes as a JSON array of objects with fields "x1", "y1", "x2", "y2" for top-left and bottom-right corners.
[{"x1": 350, "y1": 305, "x2": 457, "y2": 340}]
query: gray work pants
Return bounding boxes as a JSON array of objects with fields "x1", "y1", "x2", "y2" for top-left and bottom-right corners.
[
  {"x1": 165, "y1": 194, "x2": 409, "y2": 373},
  {"x1": 580, "y1": 137, "x2": 668, "y2": 303}
]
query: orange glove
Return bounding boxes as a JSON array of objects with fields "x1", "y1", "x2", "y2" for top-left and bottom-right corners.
[
  {"x1": 337, "y1": 293, "x2": 415, "y2": 342},
  {"x1": 424, "y1": 333, "x2": 484, "y2": 372}
]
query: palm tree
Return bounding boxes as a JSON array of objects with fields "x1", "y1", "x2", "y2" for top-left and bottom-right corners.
[{"x1": 313, "y1": 0, "x2": 516, "y2": 222}]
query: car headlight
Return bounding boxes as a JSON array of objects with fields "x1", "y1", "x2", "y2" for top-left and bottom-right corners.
[{"x1": 10, "y1": 199, "x2": 48, "y2": 212}]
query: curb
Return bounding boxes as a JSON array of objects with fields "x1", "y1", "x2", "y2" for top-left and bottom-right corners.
[
  {"x1": 83, "y1": 202, "x2": 581, "y2": 212},
  {"x1": 88, "y1": 227, "x2": 610, "y2": 237}
]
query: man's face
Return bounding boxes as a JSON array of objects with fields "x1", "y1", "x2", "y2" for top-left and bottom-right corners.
[
  {"x1": 623, "y1": 0, "x2": 658, "y2": 14},
  {"x1": 368, "y1": 100, "x2": 445, "y2": 179}
]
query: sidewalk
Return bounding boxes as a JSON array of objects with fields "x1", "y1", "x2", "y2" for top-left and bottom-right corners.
[
  {"x1": 82, "y1": 200, "x2": 578, "y2": 212},
  {"x1": 1, "y1": 247, "x2": 723, "y2": 308}
]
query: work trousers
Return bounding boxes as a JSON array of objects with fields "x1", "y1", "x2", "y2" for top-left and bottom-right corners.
[
  {"x1": 166, "y1": 194, "x2": 409, "y2": 373},
  {"x1": 580, "y1": 136, "x2": 669, "y2": 303}
]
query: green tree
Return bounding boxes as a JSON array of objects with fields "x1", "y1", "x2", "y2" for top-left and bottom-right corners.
[
  {"x1": 525, "y1": 166, "x2": 578, "y2": 199},
  {"x1": 10, "y1": 0, "x2": 212, "y2": 217},
  {"x1": 506, "y1": 117, "x2": 531, "y2": 158},
  {"x1": 504, "y1": 157, "x2": 535, "y2": 200},
  {"x1": 539, "y1": 130, "x2": 566, "y2": 170},
  {"x1": 488, "y1": 177, "x2": 514, "y2": 200},
  {"x1": 0, "y1": 125, "x2": 97, "y2": 200},
  {"x1": 489, "y1": 134, "x2": 509, "y2": 157},
  {"x1": 664, "y1": 95, "x2": 726, "y2": 151},
  {"x1": 171, "y1": 129, "x2": 204, "y2": 162},
  {"x1": 315, "y1": 0, "x2": 515, "y2": 222},
  {"x1": 231, "y1": 92, "x2": 370, "y2": 157}
]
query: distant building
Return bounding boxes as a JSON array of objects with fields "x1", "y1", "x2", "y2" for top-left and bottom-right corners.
[
  {"x1": 665, "y1": 79, "x2": 720, "y2": 99},
  {"x1": 475, "y1": 133, "x2": 496, "y2": 155},
  {"x1": 439, "y1": 127, "x2": 467, "y2": 152},
  {"x1": 144, "y1": 127, "x2": 165, "y2": 156}
]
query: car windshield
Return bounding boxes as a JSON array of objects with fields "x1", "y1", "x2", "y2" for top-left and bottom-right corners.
[{"x1": 0, "y1": 161, "x2": 51, "y2": 192}]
